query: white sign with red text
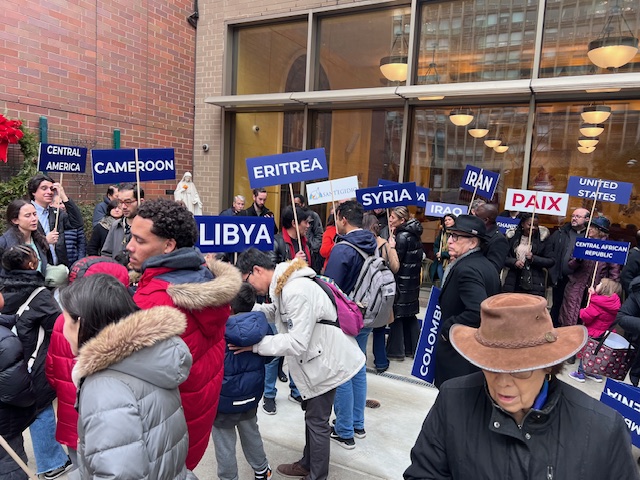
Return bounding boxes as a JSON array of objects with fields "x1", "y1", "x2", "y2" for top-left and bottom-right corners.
[{"x1": 504, "y1": 189, "x2": 569, "y2": 217}]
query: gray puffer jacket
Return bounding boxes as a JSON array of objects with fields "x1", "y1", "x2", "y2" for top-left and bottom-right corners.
[{"x1": 70, "y1": 306, "x2": 195, "y2": 480}]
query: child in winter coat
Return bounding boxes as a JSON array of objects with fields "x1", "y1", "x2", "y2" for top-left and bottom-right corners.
[
  {"x1": 211, "y1": 282, "x2": 272, "y2": 480},
  {"x1": 570, "y1": 278, "x2": 622, "y2": 383}
]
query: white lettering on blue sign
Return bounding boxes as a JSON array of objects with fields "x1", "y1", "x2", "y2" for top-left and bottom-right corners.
[
  {"x1": 94, "y1": 159, "x2": 175, "y2": 174},
  {"x1": 361, "y1": 188, "x2": 412, "y2": 207},
  {"x1": 46, "y1": 145, "x2": 82, "y2": 157},
  {"x1": 45, "y1": 162, "x2": 81, "y2": 172},
  {"x1": 419, "y1": 305, "x2": 441, "y2": 377},
  {"x1": 465, "y1": 170, "x2": 494, "y2": 193},
  {"x1": 253, "y1": 157, "x2": 323, "y2": 179},
  {"x1": 199, "y1": 223, "x2": 272, "y2": 246}
]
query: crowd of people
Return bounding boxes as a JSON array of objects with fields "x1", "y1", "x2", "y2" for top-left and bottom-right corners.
[{"x1": 0, "y1": 176, "x2": 639, "y2": 479}]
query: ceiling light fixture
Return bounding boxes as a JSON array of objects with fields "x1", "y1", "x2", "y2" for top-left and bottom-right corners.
[
  {"x1": 581, "y1": 105, "x2": 612, "y2": 124},
  {"x1": 417, "y1": 46, "x2": 445, "y2": 100},
  {"x1": 494, "y1": 145, "x2": 509, "y2": 153},
  {"x1": 468, "y1": 127, "x2": 489, "y2": 138},
  {"x1": 578, "y1": 136, "x2": 600, "y2": 148},
  {"x1": 587, "y1": 5, "x2": 639, "y2": 69},
  {"x1": 380, "y1": 25, "x2": 409, "y2": 83},
  {"x1": 580, "y1": 123, "x2": 605, "y2": 137},
  {"x1": 484, "y1": 138, "x2": 502, "y2": 148},
  {"x1": 449, "y1": 108, "x2": 474, "y2": 126},
  {"x1": 578, "y1": 146, "x2": 596, "y2": 154}
]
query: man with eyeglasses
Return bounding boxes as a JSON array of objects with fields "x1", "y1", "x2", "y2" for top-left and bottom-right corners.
[
  {"x1": 434, "y1": 215, "x2": 501, "y2": 388},
  {"x1": 100, "y1": 183, "x2": 144, "y2": 264},
  {"x1": 547, "y1": 208, "x2": 590, "y2": 327}
]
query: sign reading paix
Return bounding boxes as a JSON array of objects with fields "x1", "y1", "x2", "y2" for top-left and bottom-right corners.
[
  {"x1": 246, "y1": 148, "x2": 328, "y2": 189},
  {"x1": 504, "y1": 188, "x2": 569, "y2": 216}
]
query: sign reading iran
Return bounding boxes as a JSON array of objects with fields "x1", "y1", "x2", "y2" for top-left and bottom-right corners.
[
  {"x1": 573, "y1": 238, "x2": 630, "y2": 265},
  {"x1": 460, "y1": 165, "x2": 500, "y2": 199},
  {"x1": 306, "y1": 175, "x2": 359, "y2": 206},
  {"x1": 496, "y1": 216, "x2": 521, "y2": 234},
  {"x1": 38, "y1": 143, "x2": 87, "y2": 173},
  {"x1": 504, "y1": 188, "x2": 569, "y2": 217},
  {"x1": 91, "y1": 149, "x2": 176, "y2": 184},
  {"x1": 195, "y1": 216, "x2": 275, "y2": 253},
  {"x1": 246, "y1": 148, "x2": 328, "y2": 189},
  {"x1": 600, "y1": 378, "x2": 640, "y2": 447},
  {"x1": 378, "y1": 179, "x2": 430, "y2": 207},
  {"x1": 425, "y1": 202, "x2": 468, "y2": 218},
  {"x1": 356, "y1": 182, "x2": 417, "y2": 210},
  {"x1": 411, "y1": 287, "x2": 441, "y2": 385},
  {"x1": 567, "y1": 176, "x2": 633, "y2": 205}
]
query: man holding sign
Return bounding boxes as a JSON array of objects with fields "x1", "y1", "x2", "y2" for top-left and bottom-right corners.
[{"x1": 28, "y1": 174, "x2": 83, "y2": 267}]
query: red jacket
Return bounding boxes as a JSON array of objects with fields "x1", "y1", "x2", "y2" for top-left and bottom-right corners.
[
  {"x1": 133, "y1": 249, "x2": 241, "y2": 470},
  {"x1": 45, "y1": 314, "x2": 78, "y2": 448},
  {"x1": 579, "y1": 293, "x2": 621, "y2": 338}
]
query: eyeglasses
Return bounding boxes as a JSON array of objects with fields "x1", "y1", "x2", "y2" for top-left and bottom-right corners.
[
  {"x1": 449, "y1": 233, "x2": 473, "y2": 242},
  {"x1": 243, "y1": 269, "x2": 253, "y2": 283},
  {"x1": 509, "y1": 371, "x2": 534, "y2": 379},
  {"x1": 571, "y1": 214, "x2": 587, "y2": 219},
  {"x1": 118, "y1": 199, "x2": 137, "y2": 206}
]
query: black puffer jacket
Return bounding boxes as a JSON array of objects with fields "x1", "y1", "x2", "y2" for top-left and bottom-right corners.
[
  {"x1": 394, "y1": 218, "x2": 424, "y2": 317},
  {"x1": 405, "y1": 372, "x2": 638, "y2": 480},
  {"x1": 0, "y1": 270, "x2": 61, "y2": 412},
  {"x1": 0, "y1": 323, "x2": 36, "y2": 437},
  {"x1": 502, "y1": 226, "x2": 554, "y2": 296}
]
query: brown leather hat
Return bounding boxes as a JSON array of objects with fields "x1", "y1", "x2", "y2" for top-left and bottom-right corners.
[{"x1": 450, "y1": 293, "x2": 587, "y2": 373}]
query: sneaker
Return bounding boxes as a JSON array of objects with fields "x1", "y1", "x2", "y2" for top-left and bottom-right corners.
[
  {"x1": 43, "y1": 458, "x2": 73, "y2": 480},
  {"x1": 276, "y1": 462, "x2": 310, "y2": 478},
  {"x1": 262, "y1": 397, "x2": 276, "y2": 415},
  {"x1": 585, "y1": 372, "x2": 603, "y2": 383},
  {"x1": 278, "y1": 371, "x2": 288, "y2": 382},
  {"x1": 354, "y1": 428, "x2": 366, "y2": 439},
  {"x1": 330, "y1": 426, "x2": 355, "y2": 450},
  {"x1": 288, "y1": 393, "x2": 303, "y2": 405},
  {"x1": 569, "y1": 371, "x2": 585, "y2": 383},
  {"x1": 254, "y1": 465, "x2": 272, "y2": 480}
]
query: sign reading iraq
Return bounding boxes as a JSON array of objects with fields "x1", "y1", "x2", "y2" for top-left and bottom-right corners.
[
  {"x1": 38, "y1": 143, "x2": 87, "y2": 173},
  {"x1": 246, "y1": 148, "x2": 328, "y2": 189},
  {"x1": 91, "y1": 148, "x2": 176, "y2": 184}
]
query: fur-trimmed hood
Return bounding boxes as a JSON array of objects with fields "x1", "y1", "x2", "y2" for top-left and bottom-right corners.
[
  {"x1": 273, "y1": 258, "x2": 315, "y2": 297},
  {"x1": 72, "y1": 306, "x2": 192, "y2": 388}
]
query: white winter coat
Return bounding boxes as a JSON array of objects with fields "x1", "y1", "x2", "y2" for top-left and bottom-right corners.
[{"x1": 253, "y1": 259, "x2": 365, "y2": 400}]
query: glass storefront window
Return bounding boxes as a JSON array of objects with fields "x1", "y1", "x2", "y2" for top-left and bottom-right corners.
[
  {"x1": 408, "y1": 105, "x2": 530, "y2": 207},
  {"x1": 316, "y1": 7, "x2": 412, "y2": 90},
  {"x1": 540, "y1": 0, "x2": 639, "y2": 78},
  {"x1": 416, "y1": 0, "x2": 538, "y2": 84},
  {"x1": 232, "y1": 21, "x2": 308, "y2": 94},
  {"x1": 531, "y1": 101, "x2": 640, "y2": 240}
]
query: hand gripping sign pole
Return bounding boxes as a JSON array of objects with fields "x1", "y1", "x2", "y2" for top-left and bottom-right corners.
[
  {"x1": 585, "y1": 180, "x2": 603, "y2": 307},
  {"x1": 0, "y1": 434, "x2": 38, "y2": 479}
]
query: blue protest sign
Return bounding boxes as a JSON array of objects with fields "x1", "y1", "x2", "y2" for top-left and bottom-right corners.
[
  {"x1": 600, "y1": 378, "x2": 640, "y2": 447},
  {"x1": 378, "y1": 179, "x2": 430, "y2": 207},
  {"x1": 91, "y1": 148, "x2": 176, "y2": 184},
  {"x1": 572, "y1": 238, "x2": 630, "y2": 265},
  {"x1": 566, "y1": 176, "x2": 633, "y2": 205},
  {"x1": 496, "y1": 216, "x2": 521, "y2": 234},
  {"x1": 246, "y1": 148, "x2": 328, "y2": 189},
  {"x1": 38, "y1": 143, "x2": 87, "y2": 173},
  {"x1": 195, "y1": 216, "x2": 275, "y2": 253},
  {"x1": 356, "y1": 182, "x2": 417, "y2": 210},
  {"x1": 425, "y1": 202, "x2": 469, "y2": 218},
  {"x1": 460, "y1": 165, "x2": 500, "y2": 199},
  {"x1": 411, "y1": 287, "x2": 442, "y2": 385}
]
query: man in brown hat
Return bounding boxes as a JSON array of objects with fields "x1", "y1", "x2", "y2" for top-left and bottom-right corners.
[{"x1": 434, "y1": 214, "x2": 501, "y2": 388}]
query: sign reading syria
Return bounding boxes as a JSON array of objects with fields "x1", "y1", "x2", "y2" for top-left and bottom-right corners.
[
  {"x1": 195, "y1": 216, "x2": 275, "y2": 253},
  {"x1": 38, "y1": 143, "x2": 87, "y2": 173},
  {"x1": 412, "y1": 287, "x2": 441, "y2": 385},
  {"x1": 306, "y1": 175, "x2": 359, "y2": 206},
  {"x1": 572, "y1": 238, "x2": 630, "y2": 265},
  {"x1": 566, "y1": 176, "x2": 633, "y2": 205},
  {"x1": 91, "y1": 148, "x2": 176, "y2": 184},
  {"x1": 504, "y1": 188, "x2": 569, "y2": 217},
  {"x1": 356, "y1": 182, "x2": 417, "y2": 210},
  {"x1": 425, "y1": 202, "x2": 469, "y2": 218},
  {"x1": 246, "y1": 148, "x2": 328, "y2": 189},
  {"x1": 460, "y1": 165, "x2": 500, "y2": 199},
  {"x1": 378, "y1": 179, "x2": 430, "y2": 208}
]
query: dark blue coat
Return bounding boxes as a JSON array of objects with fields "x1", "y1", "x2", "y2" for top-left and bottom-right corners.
[
  {"x1": 324, "y1": 229, "x2": 377, "y2": 294},
  {"x1": 217, "y1": 311, "x2": 270, "y2": 416}
]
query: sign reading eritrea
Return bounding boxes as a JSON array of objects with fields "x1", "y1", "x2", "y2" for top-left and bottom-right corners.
[
  {"x1": 38, "y1": 143, "x2": 87, "y2": 173},
  {"x1": 246, "y1": 148, "x2": 329, "y2": 189},
  {"x1": 91, "y1": 148, "x2": 176, "y2": 184}
]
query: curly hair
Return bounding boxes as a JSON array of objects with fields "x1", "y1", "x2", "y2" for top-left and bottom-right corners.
[
  {"x1": 1, "y1": 244, "x2": 38, "y2": 271},
  {"x1": 136, "y1": 199, "x2": 197, "y2": 249}
]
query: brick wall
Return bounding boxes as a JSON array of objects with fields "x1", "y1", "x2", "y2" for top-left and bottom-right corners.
[{"x1": 1, "y1": 0, "x2": 196, "y2": 203}]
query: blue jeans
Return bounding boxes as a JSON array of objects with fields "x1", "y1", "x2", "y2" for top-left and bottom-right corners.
[
  {"x1": 333, "y1": 328, "x2": 371, "y2": 438},
  {"x1": 29, "y1": 404, "x2": 69, "y2": 474},
  {"x1": 264, "y1": 325, "x2": 300, "y2": 399},
  {"x1": 372, "y1": 327, "x2": 389, "y2": 370}
]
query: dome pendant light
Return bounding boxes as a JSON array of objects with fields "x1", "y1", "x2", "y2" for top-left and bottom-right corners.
[
  {"x1": 581, "y1": 105, "x2": 612, "y2": 124},
  {"x1": 579, "y1": 123, "x2": 605, "y2": 137},
  {"x1": 494, "y1": 145, "x2": 509, "y2": 153},
  {"x1": 578, "y1": 136, "x2": 599, "y2": 148},
  {"x1": 468, "y1": 127, "x2": 489, "y2": 138},
  {"x1": 449, "y1": 109, "x2": 474, "y2": 126},
  {"x1": 484, "y1": 138, "x2": 502, "y2": 148},
  {"x1": 578, "y1": 146, "x2": 596, "y2": 154},
  {"x1": 587, "y1": 5, "x2": 639, "y2": 69}
]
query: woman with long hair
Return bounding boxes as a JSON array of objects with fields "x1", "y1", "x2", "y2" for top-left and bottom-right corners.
[
  {"x1": 86, "y1": 199, "x2": 123, "y2": 256},
  {"x1": 61, "y1": 274, "x2": 194, "y2": 479},
  {"x1": 0, "y1": 199, "x2": 50, "y2": 273},
  {"x1": 429, "y1": 214, "x2": 456, "y2": 286}
]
